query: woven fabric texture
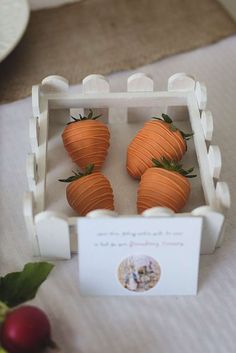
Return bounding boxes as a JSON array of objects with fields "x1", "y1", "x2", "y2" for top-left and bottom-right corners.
[{"x1": 0, "y1": 0, "x2": 235, "y2": 103}]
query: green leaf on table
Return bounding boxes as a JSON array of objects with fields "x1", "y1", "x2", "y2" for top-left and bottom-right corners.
[
  {"x1": 0, "y1": 347, "x2": 8, "y2": 353},
  {"x1": 0, "y1": 262, "x2": 54, "y2": 308}
]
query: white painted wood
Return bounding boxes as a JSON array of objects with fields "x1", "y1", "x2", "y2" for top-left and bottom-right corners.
[
  {"x1": 73, "y1": 210, "x2": 189, "y2": 254},
  {"x1": 127, "y1": 73, "x2": 154, "y2": 122},
  {"x1": 167, "y1": 73, "x2": 195, "y2": 120},
  {"x1": 86, "y1": 210, "x2": 118, "y2": 218},
  {"x1": 216, "y1": 181, "x2": 231, "y2": 211},
  {"x1": 35, "y1": 211, "x2": 71, "y2": 259},
  {"x1": 195, "y1": 81, "x2": 207, "y2": 110},
  {"x1": 187, "y1": 93, "x2": 218, "y2": 209},
  {"x1": 70, "y1": 211, "x2": 118, "y2": 253},
  {"x1": 41, "y1": 75, "x2": 69, "y2": 93},
  {"x1": 37, "y1": 77, "x2": 70, "y2": 193},
  {"x1": 34, "y1": 100, "x2": 49, "y2": 214},
  {"x1": 29, "y1": 116, "x2": 39, "y2": 153},
  {"x1": 32, "y1": 75, "x2": 68, "y2": 118},
  {"x1": 23, "y1": 191, "x2": 40, "y2": 256},
  {"x1": 83, "y1": 74, "x2": 110, "y2": 123},
  {"x1": 26, "y1": 153, "x2": 38, "y2": 191},
  {"x1": 191, "y1": 206, "x2": 224, "y2": 254},
  {"x1": 201, "y1": 110, "x2": 213, "y2": 141},
  {"x1": 31, "y1": 76, "x2": 64, "y2": 215},
  {"x1": 47, "y1": 91, "x2": 188, "y2": 109},
  {"x1": 208, "y1": 145, "x2": 222, "y2": 179},
  {"x1": 168, "y1": 73, "x2": 195, "y2": 91},
  {"x1": 128, "y1": 73, "x2": 154, "y2": 92},
  {"x1": 32, "y1": 85, "x2": 41, "y2": 117},
  {"x1": 83, "y1": 74, "x2": 110, "y2": 93},
  {"x1": 142, "y1": 207, "x2": 175, "y2": 217}
]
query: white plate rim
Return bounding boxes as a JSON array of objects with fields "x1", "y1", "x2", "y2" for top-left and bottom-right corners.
[{"x1": 0, "y1": 0, "x2": 30, "y2": 63}]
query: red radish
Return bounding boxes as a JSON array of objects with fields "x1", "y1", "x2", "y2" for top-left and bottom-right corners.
[{"x1": 0, "y1": 305, "x2": 53, "y2": 353}]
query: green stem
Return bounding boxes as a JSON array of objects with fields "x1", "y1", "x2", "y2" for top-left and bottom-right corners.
[
  {"x1": 0, "y1": 301, "x2": 9, "y2": 323},
  {"x1": 152, "y1": 113, "x2": 194, "y2": 142},
  {"x1": 58, "y1": 164, "x2": 94, "y2": 183},
  {"x1": 152, "y1": 157, "x2": 197, "y2": 178},
  {"x1": 67, "y1": 109, "x2": 102, "y2": 124}
]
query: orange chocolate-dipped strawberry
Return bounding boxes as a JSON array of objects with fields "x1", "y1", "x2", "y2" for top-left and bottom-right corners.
[
  {"x1": 127, "y1": 114, "x2": 193, "y2": 179},
  {"x1": 62, "y1": 110, "x2": 110, "y2": 171},
  {"x1": 137, "y1": 158, "x2": 196, "y2": 214},
  {"x1": 59, "y1": 164, "x2": 114, "y2": 216}
]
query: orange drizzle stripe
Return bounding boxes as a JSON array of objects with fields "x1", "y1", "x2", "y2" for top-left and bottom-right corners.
[
  {"x1": 140, "y1": 128, "x2": 181, "y2": 160},
  {"x1": 139, "y1": 177, "x2": 188, "y2": 202},
  {"x1": 132, "y1": 134, "x2": 175, "y2": 160},
  {"x1": 146, "y1": 121, "x2": 185, "y2": 158}
]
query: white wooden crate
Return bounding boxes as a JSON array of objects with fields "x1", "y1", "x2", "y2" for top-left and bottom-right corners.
[{"x1": 23, "y1": 73, "x2": 231, "y2": 259}]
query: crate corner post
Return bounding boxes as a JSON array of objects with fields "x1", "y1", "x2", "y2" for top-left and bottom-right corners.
[{"x1": 35, "y1": 211, "x2": 71, "y2": 259}]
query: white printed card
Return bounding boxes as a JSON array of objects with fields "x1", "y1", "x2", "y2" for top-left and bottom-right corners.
[{"x1": 78, "y1": 217, "x2": 202, "y2": 296}]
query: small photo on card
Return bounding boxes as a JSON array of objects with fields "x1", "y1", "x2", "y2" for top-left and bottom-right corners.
[{"x1": 118, "y1": 255, "x2": 161, "y2": 292}]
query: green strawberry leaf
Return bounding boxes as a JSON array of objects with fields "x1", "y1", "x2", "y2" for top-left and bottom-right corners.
[
  {"x1": 59, "y1": 164, "x2": 94, "y2": 183},
  {"x1": 152, "y1": 157, "x2": 196, "y2": 178},
  {"x1": 87, "y1": 109, "x2": 93, "y2": 119},
  {"x1": 0, "y1": 262, "x2": 54, "y2": 308},
  {"x1": 84, "y1": 164, "x2": 94, "y2": 174},
  {"x1": 161, "y1": 113, "x2": 173, "y2": 124}
]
